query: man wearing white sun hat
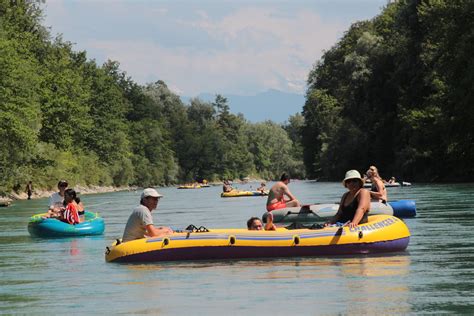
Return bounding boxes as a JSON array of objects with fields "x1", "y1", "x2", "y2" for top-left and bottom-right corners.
[{"x1": 122, "y1": 188, "x2": 173, "y2": 243}]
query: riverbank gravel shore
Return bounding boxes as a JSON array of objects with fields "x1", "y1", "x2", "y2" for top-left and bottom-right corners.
[
  {"x1": 0, "y1": 185, "x2": 136, "y2": 204},
  {"x1": 0, "y1": 178, "x2": 267, "y2": 205}
]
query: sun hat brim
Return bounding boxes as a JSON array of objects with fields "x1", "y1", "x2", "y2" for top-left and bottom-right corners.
[{"x1": 342, "y1": 170, "x2": 364, "y2": 187}]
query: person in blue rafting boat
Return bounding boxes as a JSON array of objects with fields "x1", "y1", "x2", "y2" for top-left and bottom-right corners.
[
  {"x1": 326, "y1": 170, "x2": 370, "y2": 229},
  {"x1": 43, "y1": 180, "x2": 68, "y2": 218},
  {"x1": 366, "y1": 165, "x2": 387, "y2": 203},
  {"x1": 75, "y1": 196, "x2": 85, "y2": 221},
  {"x1": 122, "y1": 188, "x2": 173, "y2": 243},
  {"x1": 59, "y1": 189, "x2": 81, "y2": 225},
  {"x1": 49, "y1": 180, "x2": 68, "y2": 210}
]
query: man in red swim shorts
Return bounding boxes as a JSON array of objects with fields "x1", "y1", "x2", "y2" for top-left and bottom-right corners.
[{"x1": 266, "y1": 173, "x2": 301, "y2": 212}]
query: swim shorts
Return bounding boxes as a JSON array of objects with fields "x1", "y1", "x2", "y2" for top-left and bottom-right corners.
[{"x1": 266, "y1": 200, "x2": 287, "y2": 211}]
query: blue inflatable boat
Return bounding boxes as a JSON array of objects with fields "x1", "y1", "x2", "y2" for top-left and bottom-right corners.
[
  {"x1": 28, "y1": 211, "x2": 105, "y2": 237},
  {"x1": 386, "y1": 200, "x2": 416, "y2": 218}
]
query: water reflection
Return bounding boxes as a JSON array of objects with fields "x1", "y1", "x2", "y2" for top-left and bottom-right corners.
[
  {"x1": 115, "y1": 254, "x2": 412, "y2": 314},
  {"x1": 336, "y1": 254, "x2": 411, "y2": 277},
  {"x1": 68, "y1": 239, "x2": 80, "y2": 256},
  {"x1": 122, "y1": 254, "x2": 410, "y2": 273},
  {"x1": 340, "y1": 255, "x2": 411, "y2": 314}
]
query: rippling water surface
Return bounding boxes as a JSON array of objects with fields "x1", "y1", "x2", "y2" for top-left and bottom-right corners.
[{"x1": 1, "y1": 181, "x2": 474, "y2": 314}]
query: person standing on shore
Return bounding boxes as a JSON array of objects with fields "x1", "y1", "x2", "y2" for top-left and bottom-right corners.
[
  {"x1": 266, "y1": 173, "x2": 300, "y2": 211},
  {"x1": 122, "y1": 188, "x2": 173, "y2": 243},
  {"x1": 25, "y1": 181, "x2": 33, "y2": 200}
]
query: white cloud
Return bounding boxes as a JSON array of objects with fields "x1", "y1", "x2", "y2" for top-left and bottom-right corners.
[
  {"x1": 42, "y1": 1, "x2": 387, "y2": 96},
  {"x1": 84, "y1": 6, "x2": 344, "y2": 96}
]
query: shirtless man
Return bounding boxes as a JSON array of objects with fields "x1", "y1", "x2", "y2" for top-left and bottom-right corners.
[{"x1": 266, "y1": 173, "x2": 300, "y2": 212}]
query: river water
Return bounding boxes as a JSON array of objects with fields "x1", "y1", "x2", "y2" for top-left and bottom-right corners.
[{"x1": 1, "y1": 181, "x2": 473, "y2": 314}]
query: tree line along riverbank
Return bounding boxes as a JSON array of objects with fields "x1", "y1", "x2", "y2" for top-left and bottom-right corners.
[
  {"x1": 1, "y1": 1, "x2": 472, "y2": 198},
  {"x1": 0, "y1": 1, "x2": 304, "y2": 195}
]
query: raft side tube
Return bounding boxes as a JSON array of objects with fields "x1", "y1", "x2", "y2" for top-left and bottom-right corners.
[
  {"x1": 27, "y1": 211, "x2": 105, "y2": 237},
  {"x1": 388, "y1": 200, "x2": 416, "y2": 218}
]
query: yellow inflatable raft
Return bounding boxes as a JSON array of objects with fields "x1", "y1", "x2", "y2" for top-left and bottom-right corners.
[
  {"x1": 105, "y1": 215, "x2": 410, "y2": 263},
  {"x1": 220, "y1": 190, "x2": 269, "y2": 197},
  {"x1": 177, "y1": 185, "x2": 202, "y2": 189}
]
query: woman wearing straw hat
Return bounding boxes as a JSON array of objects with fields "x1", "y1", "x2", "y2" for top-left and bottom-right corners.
[{"x1": 326, "y1": 170, "x2": 370, "y2": 229}]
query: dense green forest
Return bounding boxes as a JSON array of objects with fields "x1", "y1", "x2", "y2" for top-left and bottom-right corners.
[
  {"x1": 302, "y1": 0, "x2": 473, "y2": 182},
  {"x1": 0, "y1": 0, "x2": 304, "y2": 194},
  {"x1": 1, "y1": 1, "x2": 472, "y2": 195}
]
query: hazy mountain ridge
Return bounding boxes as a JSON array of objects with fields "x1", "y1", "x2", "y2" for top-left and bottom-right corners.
[{"x1": 181, "y1": 89, "x2": 305, "y2": 123}]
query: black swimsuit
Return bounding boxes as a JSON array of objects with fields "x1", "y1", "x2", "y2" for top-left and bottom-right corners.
[
  {"x1": 371, "y1": 182, "x2": 387, "y2": 203},
  {"x1": 338, "y1": 192, "x2": 368, "y2": 224},
  {"x1": 371, "y1": 183, "x2": 378, "y2": 192}
]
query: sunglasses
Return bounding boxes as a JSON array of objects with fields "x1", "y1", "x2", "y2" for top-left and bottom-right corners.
[{"x1": 346, "y1": 179, "x2": 360, "y2": 184}]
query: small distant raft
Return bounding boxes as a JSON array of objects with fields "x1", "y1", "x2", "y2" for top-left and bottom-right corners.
[
  {"x1": 363, "y1": 182, "x2": 412, "y2": 188},
  {"x1": 28, "y1": 211, "x2": 105, "y2": 237},
  {"x1": 178, "y1": 185, "x2": 202, "y2": 189},
  {"x1": 221, "y1": 190, "x2": 269, "y2": 198},
  {"x1": 263, "y1": 200, "x2": 416, "y2": 224},
  {"x1": 105, "y1": 215, "x2": 410, "y2": 263}
]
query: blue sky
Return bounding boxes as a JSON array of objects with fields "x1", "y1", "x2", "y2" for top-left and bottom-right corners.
[{"x1": 42, "y1": 0, "x2": 387, "y2": 97}]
